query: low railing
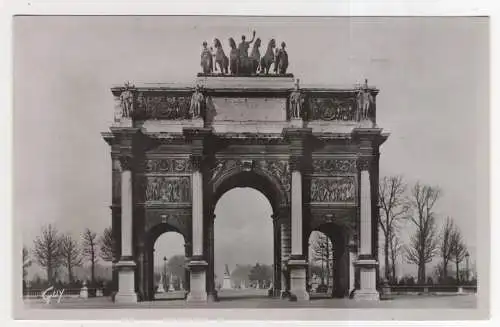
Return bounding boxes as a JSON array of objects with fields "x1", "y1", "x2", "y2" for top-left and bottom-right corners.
[
  {"x1": 387, "y1": 285, "x2": 477, "y2": 295},
  {"x1": 23, "y1": 288, "x2": 106, "y2": 299}
]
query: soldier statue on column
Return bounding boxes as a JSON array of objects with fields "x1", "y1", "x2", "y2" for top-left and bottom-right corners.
[
  {"x1": 189, "y1": 84, "x2": 205, "y2": 119},
  {"x1": 356, "y1": 79, "x2": 374, "y2": 121},
  {"x1": 289, "y1": 79, "x2": 304, "y2": 119},
  {"x1": 119, "y1": 81, "x2": 134, "y2": 118}
]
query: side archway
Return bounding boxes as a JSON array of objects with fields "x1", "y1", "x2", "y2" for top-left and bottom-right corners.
[{"x1": 140, "y1": 222, "x2": 189, "y2": 301}]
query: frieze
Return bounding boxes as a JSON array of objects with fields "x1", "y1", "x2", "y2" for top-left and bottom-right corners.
[
  {"x1": 310, "y1": 176, "x2": 356, "y2": 203},
  {"x1": 143, "y1": 158, "x2": 192, "y2": 173},
  {"x1": 144, "y1": 176, "x2": 191, "y2": 203},
  {"x1": 309, "y1": 97, "x2": 357, "y2": 121},
  {"x1": 135, "y1": 93, "x2": 191, "y2": 120},
  {"x1": 312, "y1": 159, "x2": 357, "y2": 175}
]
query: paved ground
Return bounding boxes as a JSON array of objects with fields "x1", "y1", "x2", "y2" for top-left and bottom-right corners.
[{"x1": 23, "y1": 289, "x2": 477, "y2": 309}]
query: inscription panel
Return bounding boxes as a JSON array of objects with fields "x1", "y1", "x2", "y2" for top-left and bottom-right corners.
[
  {"x1": 211, "y1": 97, "x2": 286, "y2": 122},
  {"x1": 310, "y1": 176, "x2": 356, "y2": 203}
]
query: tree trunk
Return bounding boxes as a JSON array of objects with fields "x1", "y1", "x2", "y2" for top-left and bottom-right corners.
[
  {"x1": 442, "y1": 260, "x2": 448, "y2": 279},
  {"x1": 91, "y1": 261, "x2": 95, "y2": 283},
  {"x1": 384, "y1": 235, "x2": 390, "y2": 281},
  {"x1": 68, "y1": 264, "x2": 73, "y2": 284},
  {"x1": 455, "y1": 260, "x2": 459, "y2": 284},
  {"x1": 391, "y1": 262, "x2": 396, "y2": 283}
]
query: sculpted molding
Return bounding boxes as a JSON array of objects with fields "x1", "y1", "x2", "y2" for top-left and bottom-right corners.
[
  {"x1": 143, "y1": 158, "x2": 192, "y2": 173},
  {"x1": 312, "y1": 159, "x2": 357, "y2": 175}
]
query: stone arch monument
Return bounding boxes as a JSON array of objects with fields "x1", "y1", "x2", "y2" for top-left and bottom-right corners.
[{"x1": 102, "y1": 66, "x2": 388, "y2": 303}]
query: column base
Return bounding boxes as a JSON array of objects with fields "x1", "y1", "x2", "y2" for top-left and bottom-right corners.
[
  {"x1": 288, "y1": 258, "x2": 309, "y2": 302},
  {"x1": 289, "y1": 118, "x2": 304, "y2": 128},
  {"x1": 186, "y1": 259, "x2": 208, "y2": 303},
  {"x1": 353, "y1": 258, "x2": 379, "y2": 301},
  {"x1": 353, "y1": 289, "x2": 380, "y2": 301},
  {"x1": 114, "y1": 260, "x2": 138, "y2": 303},
  {"x1": 207, "y1": 290, "x2": 219, "y2": 302}
]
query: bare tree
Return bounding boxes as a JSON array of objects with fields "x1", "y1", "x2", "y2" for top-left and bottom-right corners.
[
  {"x1": 311, "y1": 233, "x2": 333, "y2": 285},
  {"x1": 450, "y1": 226, "x2": 468, "y2": 283},
  {"x1": 388, "y1": 231, "x2": 403, "y2": 282},
  {"x1": 99, "y1": 227, "x2": 116, "y2": 262},
  {"x1": 82, "y1": 228, "x2": 99, "y2": 283},
  {"x1": 33, "y1": 224, "x2": 63, "y2": 284},
  {"x1": 23, "y1": 246, "x2": 32, "y2": 280},
  {"x1": 378, "y1": 175, "x2": 409, "y2": 281},
  {"x1": 404, "y1": 182, "x2": 440, "y2": 284},
  {"x1": 61, "y1": 234, "x2": 83, "y2": 283},
  {"x1": 438, "y1": 217, "x2": 455, "y2": 279}
]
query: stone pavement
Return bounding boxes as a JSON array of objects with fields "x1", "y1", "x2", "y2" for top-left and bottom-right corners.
[{"x1": 23, "y1": 290, "x2": 477, "y2": 310}]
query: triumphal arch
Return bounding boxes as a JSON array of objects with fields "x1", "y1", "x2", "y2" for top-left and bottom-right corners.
[{"x1": 102, "y1": 38, "x2": 388, "y2": 303}]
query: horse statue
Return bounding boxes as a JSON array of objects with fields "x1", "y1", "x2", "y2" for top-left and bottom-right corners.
[
  {"x1": 274, "y1": 41, "x2": 289, "y2": 75},
  {"x1": 200, "y1": 41, "x2": 213, "y2": 74},
  {"x1": 249, "y1": 38, "x2": 262, "y2": 74},
  {"x1": 228, "y1": 37, "x2": 239, "y2": 75},
  {"x1": 260, "y1": 39, "x2": 276, "y2": 75},
  {"x1": 213, "y1": 38, "x2": 229, "y2": 74}
]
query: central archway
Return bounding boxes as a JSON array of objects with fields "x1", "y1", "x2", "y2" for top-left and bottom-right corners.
[
  {"x1": 214, "y1": 188, "x2": 273, "y2": 300},
  {"x1": 206, "y1": 168, "x2": 289, "y2": 300}
]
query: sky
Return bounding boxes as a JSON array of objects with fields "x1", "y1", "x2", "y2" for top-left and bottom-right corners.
[{"x1": 13, "y1": 16, "x2": 488, "y2": 279}]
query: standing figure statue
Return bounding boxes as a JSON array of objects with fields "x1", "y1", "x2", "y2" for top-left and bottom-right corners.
[
  {"x1": 119, "y1": 82, "x2": 134, "y2": 118},
  {"x1": 238, "y1": 30, "x2": 256, "y2": 74},
  {"x1": 250, "y1": 38, "x2": 262, "y2": 74},
  {"x1": 228, "y1": 37, "x2": 239, "y2": 75},
  {"x1": 213, "y1": 38, "x2": 229, "y2": 74},
  {"x1": 289, "y1": 79, "x2": 304, "y2": 119},
  {"x1": 200, "y1": 41, "x2": 213, "y2": 74},
  {"x1": 190, "y1": 85, "x2": 205, "y2": 119},
  {"x1": 260, "y1": 39, "x2": 276, "y2": 74},
  {"x1": 238, "y1": 30, "x2": 256, "y2": 59},
  {"x1": 356, "y1": 79, "x2": 374, "y2": 121},
  {"x1": 274, "y1": 41, "x2": 289, "y2": 75}
]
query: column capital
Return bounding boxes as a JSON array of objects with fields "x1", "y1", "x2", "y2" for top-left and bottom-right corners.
[
  {"x1": 190, "y1": 154, "x2": 204, "y2": 171},
  {"x1": 289, "y1": 155, "x2": 304, "y2": 171},
  {"x1": 119, "y1": 154, "x2": 134, "y2": 171},
  {"x1": 357, "y1": 156, "x2": 373, "y2": 171}
]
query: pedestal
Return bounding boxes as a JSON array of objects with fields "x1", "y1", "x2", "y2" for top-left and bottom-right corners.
[
  {"x1": 186, "y1": 259, "x2": 208, "y2": 303},
  {"x1": 353, "y1": 259, "x2": 379, "y2": 301},
  {"x1": 289, "y1": 118, "x2": 304, "y2": 128},
  {"x1": 114, "y1": 260, "x2": 138, "y2": 303},
  {"x1": 222, "y1": 276, "x2": 232, "y2": 289},
  {"x1": 288, "y1": 258, "x2": 310, "y2": 301}
]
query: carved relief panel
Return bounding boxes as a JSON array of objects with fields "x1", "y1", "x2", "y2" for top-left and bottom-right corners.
[
  {"x1": 310, "y1": 176, "x2": 356, "y2": 203},
  {"x1": 309, "y1": 96, "x2": 357, "y2": 122},
  {"x1": 144, "y1": 176, "x2": 191, "y2": 203},
  {"x1": 135, "y1": 93, "x2": 191, "y2": 120},
  {"x1": 310, "y1": 158, "x2": 357, "y2": 204},
  {"x1": 138, "y1": 158, "x2": 192, "y2": 205}
]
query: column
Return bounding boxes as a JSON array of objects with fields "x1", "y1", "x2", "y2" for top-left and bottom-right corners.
[
  {"x1": 280, "y1": 219, "x2": 291, "y2": 298},
  {"x1": 271, "y1": 214, "x2": 282, "y2": 297},
  {"x1": 114, "y1": 155, "x2": 138, "y2": 303},
  {"x1": 353, "y1": 158, "x2": 379, "y2": 300},
  {"x1": 207, "y1": 214, "x2": 218, "y2": 301},
  {"x1": 186, "y1": 156, "x2": 208, "y2": 302},
  {"x1": 348, "y1": 238, "x2": 357, "y2": 297},
  {"x1": 287, "y1": 157, "x2": 309, "y2": 301}
]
